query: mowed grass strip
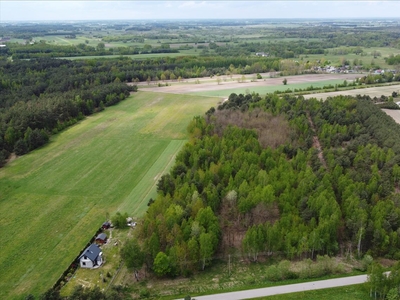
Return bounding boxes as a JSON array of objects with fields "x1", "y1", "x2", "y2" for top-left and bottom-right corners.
[
  {"x1": 0, "y1": 91, "x2": 219, "y2": 299},
  {"x1": 118, "y1": 139, "x2": 186, "y2": 216}
]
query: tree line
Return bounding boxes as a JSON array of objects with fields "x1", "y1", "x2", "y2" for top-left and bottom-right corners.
[
  {"x1": 0, "y1": 58, "x2": 137, "y2": 167},
  {"x1": 2, "y1": 41, "x2": 179, "y2": 59}
]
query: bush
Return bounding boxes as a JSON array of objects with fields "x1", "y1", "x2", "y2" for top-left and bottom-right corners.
[
  {"x1": 278, "y1": 260, "x2": 297, "y2": 279},
  {"x1": 265, "y1": 265, "x2": 280, "y2": 281},
  {"x1": 14, "y1": 139, "x2": 28, "y2": 155},
  {"x1": 111, "y1": 212, "x2": 129, "y2": 229},
  {"x1": 139, "y1": 288, "x2": 150, "y2": 298},
  {"x1": 358, "y1": 254, "x2": 374, "y2": 271}
]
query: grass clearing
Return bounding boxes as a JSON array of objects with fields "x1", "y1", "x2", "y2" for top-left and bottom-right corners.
[{"x1": 0, "y1": 91, "x2": 219, "y2": 299}]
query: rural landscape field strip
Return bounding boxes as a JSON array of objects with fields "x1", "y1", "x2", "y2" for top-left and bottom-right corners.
[
  {"x1": 140, "y1": 74, "x2": 361, "y2": 97},
  {"x1": 118, "y1": 139, "x2": 186, "y2": 216},
  {"x1": 0, "y1": 91, "x2": 219, "y2": 298},
  {"x1": 188, "y1": 79, "x2": 350, "y2": 97}
]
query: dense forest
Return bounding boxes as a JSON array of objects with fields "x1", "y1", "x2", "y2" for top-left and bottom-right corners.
[{"x1": 135, "y1": 92, "x2": 400, "y2": 277}]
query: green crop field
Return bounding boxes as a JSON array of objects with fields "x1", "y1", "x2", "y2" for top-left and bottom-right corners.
[
  {"x1": 189, "y1": 79, "x2": 350, "y2": 98},
  {"x1": 0, "y1": 91, "x2": 219, "y2": 299}
]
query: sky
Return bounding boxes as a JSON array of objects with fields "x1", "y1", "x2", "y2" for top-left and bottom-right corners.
[{"x1": 1, "y1": 1, "x2": 400, "y2": 22}]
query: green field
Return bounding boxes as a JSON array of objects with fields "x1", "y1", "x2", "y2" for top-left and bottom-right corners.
[
  {"x1": 189, "y1": 79, "x2": 350, "y2": 97},
  {"x1": 0, "y1": 91, "x2": 219, "y2": 299},
  {"x1": 304, "y1": 46, "x2": 400, "y2": 70}
]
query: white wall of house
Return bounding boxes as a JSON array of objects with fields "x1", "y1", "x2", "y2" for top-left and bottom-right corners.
[{"x1": 80, "y1": 257, "x2": 94, "y2": 268}]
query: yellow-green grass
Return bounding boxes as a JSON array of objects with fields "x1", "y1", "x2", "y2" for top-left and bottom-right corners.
[
  {"x1": 189, "y1": 79, "x2": 350, "y2": 98},
  {"x1": 0, "y1": 91, "x2": 219, "y2": 299}
]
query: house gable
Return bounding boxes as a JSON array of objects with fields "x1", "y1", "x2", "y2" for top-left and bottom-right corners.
[{"x1": 78, "y1": 244, "x2": 103, "y2": 268}]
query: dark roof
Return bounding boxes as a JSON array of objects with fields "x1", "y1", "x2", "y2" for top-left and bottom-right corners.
[
  {"x1": 96, "y1": 233, "x2": 107, "y2": 240},
  {"x1": 79, "y1": 244, "x2": 101, "y2": 262}
]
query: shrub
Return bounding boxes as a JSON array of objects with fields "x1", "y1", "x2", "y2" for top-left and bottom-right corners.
[
  {"x1": 111, "y1": 212, "x2": 129, "y2": 229},
  {"x1": 265, "y1": 265, "x2": 280, "y2": 281},
  {"x1": 139, "y1": 288, "x2": 150, "y2": 298}
]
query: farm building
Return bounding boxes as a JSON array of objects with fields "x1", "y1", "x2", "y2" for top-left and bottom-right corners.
[
  {"x1": 102, "y1": 221, "x2": 111, "y2": 229},
  {"x1": 78, "y1": 244, "x2": 103, "y2": 269},
  {"x1": 95, "y1": 232, "x2": 108, "y2": 244}
]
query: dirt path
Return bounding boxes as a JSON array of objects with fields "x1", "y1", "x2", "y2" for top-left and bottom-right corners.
[
  {"x1": 307, "y1": 112, "x2": 327, "y2": 169},
  {"x1": 304, "y1": 84, "x2": 400, "y2": 100}
]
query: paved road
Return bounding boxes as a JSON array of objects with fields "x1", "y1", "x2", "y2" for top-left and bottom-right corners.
[{"x1": 180, "y1": 275, "x2": 367, "y2": 300}]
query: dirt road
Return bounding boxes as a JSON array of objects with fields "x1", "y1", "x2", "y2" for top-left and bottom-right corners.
[{"x1": 304, "y1": 84, "x2": 400, "y2": 100}]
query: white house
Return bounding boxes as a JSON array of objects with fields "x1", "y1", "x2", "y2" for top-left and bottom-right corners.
[{"x1": 78, "y1": 244, "x2": 103, "y2": 269}]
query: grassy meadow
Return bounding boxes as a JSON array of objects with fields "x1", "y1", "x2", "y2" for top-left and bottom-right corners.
[
  {"x1": 0, "y1": 91, "x2": 219, "y2": 299},
  {"x1": 189, "y1": 79, "x2": 350, "y2": 98}
]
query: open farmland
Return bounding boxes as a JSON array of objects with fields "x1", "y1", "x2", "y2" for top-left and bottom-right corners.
[
  {"x1": 0, "y1": 91, "x2": 219, "y2": 299},
  {"x1": 140, "y1": 73, "x2": 362, "y2": 98}
]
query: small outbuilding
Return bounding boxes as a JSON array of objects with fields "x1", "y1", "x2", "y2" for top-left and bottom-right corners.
[
  {"x1": 102, "y1": 221, "x2": 111, "y2": 229},
  {"x1": 78, "y1": 244, "x2": 103, "y2": 269},
  {"x1": 95, "y1": 232, "x2": 108, "y2": 244}
]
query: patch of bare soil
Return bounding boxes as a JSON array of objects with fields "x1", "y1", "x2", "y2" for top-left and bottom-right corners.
[
  {"x1": 6, "y1": 153, "x2": 17, "y2": 164},
  {"x1": 378, "y1": 258, "x2": 397, "y2": 268},
  {"x1": 210, "y1": 109, "x2": 290, "y2": 148}
]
